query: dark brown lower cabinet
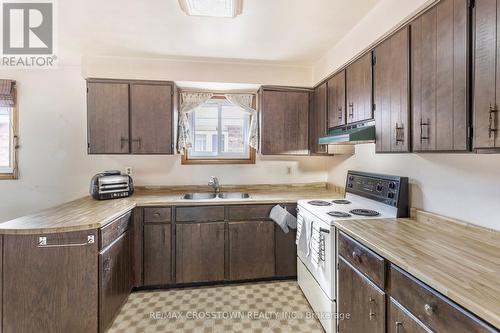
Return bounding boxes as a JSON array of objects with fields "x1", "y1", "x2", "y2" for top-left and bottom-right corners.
[
  {"x1": 176, "y1": 222, "x2": 225, "y2": 283},
  {"x1": 228, "y1": 221, "x2": 275, "y2": 280},
  {"x1": 388, "y1": 298, "x2": 430, "y2": 333},
  {"x1": 389, "y1": 264, "x2": 498, "y2": 333},
  {"x1": 3, "y1": 230, "x2": 99, "y2": 333},
  {"x1": 338, "y1": 257, "x2": 386, "y2": 333},
  {"x1": 275, "y1": 226, "x2": 297, "y2": 277},
  {"x1": 143, "y1": 223, "x2": 172, "y2": 285},
  {"x1": 99, "y1": 230, "x2": 133, "y2": 333}
]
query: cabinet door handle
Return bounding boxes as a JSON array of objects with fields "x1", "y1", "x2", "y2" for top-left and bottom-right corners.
[
  {"x1": 420, "y1": 119, "x2": 430, "y2": 142},
  {"x1": 489, "y1": 103, "x2": 498, "y2": 139},
  {"x1": 132, "y1": 138, "x2": 142, "y2": 149},
  {"x1": 395, "y1": 321, "x2": 403, "y2": 333},
  {"x1": 395, "y1": 123, "x2": 405, "y2": 145},
  {"x1": 38, "y1": 235, "x2": 95, "y2": 248},
  {"x1": 120, "y1": 137, "x2": 128, "y2": 149},
  {"x1": 338, "y1": 107, "x2": 343, "y2": 120},
  {"x1": 348, "y1": 103, "x2": 354, "y2": 118},
  {"x1": 103, "y1": 258, "x2": 112, "y2": 272}
]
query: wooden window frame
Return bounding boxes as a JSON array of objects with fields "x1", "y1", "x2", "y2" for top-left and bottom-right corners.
[
  {"x1": 0, "y1": 104, "x2": 18, "y2": 180},
  {"x1": 181, "y1": 95, "x2": 256, "y2": 165}
]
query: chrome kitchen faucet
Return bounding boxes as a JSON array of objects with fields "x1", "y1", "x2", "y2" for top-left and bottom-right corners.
[{"x1": 208, "y1": 176, "x2": 220, "y2": 194}]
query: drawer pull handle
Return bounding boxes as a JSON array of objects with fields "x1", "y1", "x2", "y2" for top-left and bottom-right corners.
[
  {"x1": 38, "y1": 235, "x2": 95, "y2": 248},
  {"x1": 424, "y1": 303, "x2": 435, "y2": 316},
  {"x1": 369, "y1": 311, "x2": 375, "y2": 320},
  {"x1": 395, "y1": 321, "x2": 403, "y2": 333},
  {"x1": 153, "y1": 212, "x2": 161, "y2": 217},
  {"x1": 352, "y1": 251, "x2": 361, "y2": 262}
]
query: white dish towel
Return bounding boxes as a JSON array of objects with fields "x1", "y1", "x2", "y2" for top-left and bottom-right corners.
[
  {"x1": 269, "y1": 205, "x2": 297, "y2": 233},
  {"x1": 296, "y1": 215, "x2": 312, "y2": 257}
]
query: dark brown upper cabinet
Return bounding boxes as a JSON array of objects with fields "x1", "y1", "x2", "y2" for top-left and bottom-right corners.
[
  {"x1": 411, "y1": 0, "x2": 469, "y2": 152},
  {"x1": 87, "y1": 82, "x2": 130, "y2": 154},
  {"x1": 87, "y1": 79, "x2": 175, "y2": 155},
  {"x1": 346, "y1": 52, "x2": 374, "y2": 124},
  {"x1": 327, "y1": 70, "x2": 346, "y2": 128},
  {"x1": 310, "y1": 82, "x2": 328, "y2": 154},
  {"x1": 130, "y1": 83, "x2": 173, "y2": 154},
  {"x1": 474, "y1": 0, "x2": 500, "y2": 150},
  {"x1": 260, "y1": 87, "x2": 311, "y2": 155},
  {"x1": 374, "y1": 27, "x2": 411, "y2": 153}
]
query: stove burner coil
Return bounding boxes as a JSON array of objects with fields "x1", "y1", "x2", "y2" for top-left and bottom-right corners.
[{"x1": 350, "y1": 209, "x2": 380, "y2": 217}]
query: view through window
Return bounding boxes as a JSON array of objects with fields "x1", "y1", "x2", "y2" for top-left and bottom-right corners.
[
  {"x1": 0, "y1": 108, "x2": 12, "y2": 173},
  {"x1": 188, "y1": 98, "x2": 250, "y2": 160}
]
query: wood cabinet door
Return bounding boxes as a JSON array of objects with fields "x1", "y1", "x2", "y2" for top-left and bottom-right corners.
[
  {"x1": 328, "y1": 70, "x2": 346, "y2": 128},
  {"x1": 411, "y1": 0, "x2": 469, "y2": 152},
  {"x1": 87, "y1": 82, "x2": 130, "y2": 154},
  {"x1": 99, "y1": 231, "x2": 133, "y2": 333},
  {"x1": 176, "y1": 222, "x2": 225, "y2": 283},
  {"x1": 474, "y1": 0, "x2": 499, "y2": 149},
  {"x1": 3, "y1": 230, "x2": 98, "y2": 333},
  {"x1": 228, "y1": 221, "x2": 275, "y2": 280},
  {"x1": 346, "y1": 52, "x2": 373, "y2": 124},
  {"x1": 374, "y1": 27, "x2": 410, "y2": 153},
  {"x1": 261, "y1": 89, "x2": 310, "y2": 155},
  {"x1": 130, "y1": 83, "x2": 173, "y2": 154},
  {"x1": 143, "y1": 223, "x2": 172, "y2": 285},
  {"x1": 338, "y1": 257, "x2": 385, "y2": 333},
  {"x1": 310, "y1": 82, "x2": 328, "y2": 154},
  {"x1": 275, "y1": 225, "x2": 297, "y2": 277}
]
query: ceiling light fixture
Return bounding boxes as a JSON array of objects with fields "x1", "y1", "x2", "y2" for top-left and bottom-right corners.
[{"x1": 178, "y1": 0, "x2": 243, "y2": 18}]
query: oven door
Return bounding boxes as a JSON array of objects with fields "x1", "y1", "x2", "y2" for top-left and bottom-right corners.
[{"x1": 296, "y1": 207, "x2": 335, "y2": 300}]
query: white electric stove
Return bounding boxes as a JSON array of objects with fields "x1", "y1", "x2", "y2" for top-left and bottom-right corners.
[{"x1": 296, "y1": 171, "x2": 409, "y2": 333}]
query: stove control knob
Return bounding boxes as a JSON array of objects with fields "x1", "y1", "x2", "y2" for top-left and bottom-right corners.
[
  {"x1": 389, "y1": 182, "x2": 397, "y2": 189},
  {"x1": 388, "y1": 192, "x2": 395, "y2": 199},
  {"x1": 348, "y1": 183, "x2": 353, "y2": 188},
  {"x1": 376, "y1": 184, "x2": 384, "y2": 192},
  {"x1": 348, "y1": 176, "x2": 354, "y2": 181}
]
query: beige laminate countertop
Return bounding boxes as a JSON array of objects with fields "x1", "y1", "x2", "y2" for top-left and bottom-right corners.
[
  {"x1": 335, "y1": 216, "x2": 500, "y2": 330},
  {"x1": 0, "y1": 185, "x2": 341, "y2": 235}
]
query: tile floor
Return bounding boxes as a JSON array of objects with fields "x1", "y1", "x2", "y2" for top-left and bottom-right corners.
[{"x1": 108, "y1": 281, "x2": 325, "y2": 333}]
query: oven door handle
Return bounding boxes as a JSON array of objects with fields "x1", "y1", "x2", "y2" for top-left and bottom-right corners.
[{"x1": 319, "y1": 228, "x2": 330, "y2": 234}]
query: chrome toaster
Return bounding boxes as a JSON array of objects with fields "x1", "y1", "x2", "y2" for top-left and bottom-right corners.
[{"x1": 90, "y1": 170, "x2": 134, "y2": 200}]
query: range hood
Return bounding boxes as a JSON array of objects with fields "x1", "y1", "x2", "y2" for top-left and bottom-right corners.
[{"x1": 319, "y1": 120, "x2": 376, "y2": 145}]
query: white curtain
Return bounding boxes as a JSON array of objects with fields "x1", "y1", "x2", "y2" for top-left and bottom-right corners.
[
  {"x1": 225, "y1": 94, "x2": 258, "y2": 149},
  {"x1": 177, "y1": 92, "x2": 213, "y2": 154}
]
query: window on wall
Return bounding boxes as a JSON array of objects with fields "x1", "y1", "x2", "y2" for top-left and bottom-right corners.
[
  {"x1": 183, "y1": 97, "x2": 255, "y2": 164},
  {"x1": 0, "y1": 107, "x2": 15, "y2": 178}
]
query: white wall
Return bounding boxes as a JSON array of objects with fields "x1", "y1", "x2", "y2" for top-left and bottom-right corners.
[
  {"x1": 313, "y1": 0, "x2": 435, "y2": 83},
  {"x1": 316, "y1": 0, "x2": 500, "y2": 230},
  {"x1": 83, "y1": 55, "x2": 313, "y2": 87},
  {"x1": 327, "y1": 145, "x2": 500, "y2": 231},
  {"x1": 0, "y1": 65, "x2": 328, "y2": 223}
]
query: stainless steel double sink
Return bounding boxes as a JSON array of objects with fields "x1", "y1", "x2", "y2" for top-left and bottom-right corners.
[{"x1": 182, "y1": 192, "x2": 250, "y2": 200}]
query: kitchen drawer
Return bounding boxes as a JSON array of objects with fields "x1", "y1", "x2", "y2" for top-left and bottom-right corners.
[
  {"x1": 100, "y1": 211, "x2": 131, "y2": 250},
  {"x1": 338, "y1": 231, "x2": 385, "y2": 288},
  {"x1": 175, "y1": 206, "x2": 225, "y2": 223},
  {"x1": 389, "y1": 264, "x2": 498, "y2": 333},
  {"x1": 388, "y1": 297, "x2": 431, "y2": 333},
  {"x1": 144, "y1": 207, "x2": 171, "y2": 223},
  {"x1": 228, "y1": 204, "x2": 296, "y2": 221}
]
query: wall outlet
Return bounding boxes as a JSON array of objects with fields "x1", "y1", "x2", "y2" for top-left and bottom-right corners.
[
  {"x1": 286, "y1": 166, "x2": 292, "y2": 175},
  {"x1": 125, "y1": 167, "x2": 133, "y2": 176}
]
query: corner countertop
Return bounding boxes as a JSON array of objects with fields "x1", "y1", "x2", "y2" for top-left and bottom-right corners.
[
  {"x1": 335, "y1": 215, "x2": 500, "y2": 330},
  {"x1": 0, "y1": 183, "x2": 342, "y2": 235}
]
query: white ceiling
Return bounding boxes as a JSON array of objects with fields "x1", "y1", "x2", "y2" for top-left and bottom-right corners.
[{"x1": 61, "y1": 0, "x2": 382, "y2": 66}]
